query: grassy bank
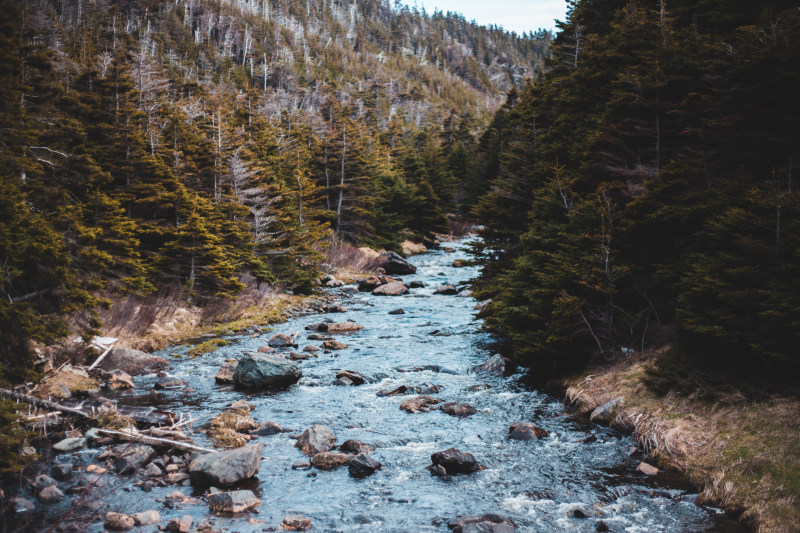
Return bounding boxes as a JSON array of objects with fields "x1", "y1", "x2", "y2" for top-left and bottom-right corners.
[{"x1": 565, "y1": 347, "x2": 800, "y2": 533}]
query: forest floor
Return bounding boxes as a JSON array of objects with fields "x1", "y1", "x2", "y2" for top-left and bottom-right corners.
[{"x1": 564, "y1": 346, "x2": 800, "y2": 533}]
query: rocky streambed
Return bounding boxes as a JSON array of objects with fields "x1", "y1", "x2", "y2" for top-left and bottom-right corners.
[{"x1": 8, "y1": 239, "x2": 747, "y2": 532}]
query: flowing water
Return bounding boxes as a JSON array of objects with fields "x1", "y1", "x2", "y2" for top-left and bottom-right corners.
[{"x1": 30, "y1": 238, "x2": 745, "y2": 532}]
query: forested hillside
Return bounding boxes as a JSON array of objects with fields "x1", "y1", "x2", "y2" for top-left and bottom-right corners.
[
  {"x1": 0, "y1": 0, "x2": 548, "y2": 380},
  {"x1": 469, "y1": 0, "x2": 800, "y2": 379}
]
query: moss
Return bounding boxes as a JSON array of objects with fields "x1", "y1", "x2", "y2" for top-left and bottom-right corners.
[
  {"x1": 96, "y1": 409, "x2": 136, "y2": 430},
  {"x1": 207, "y1": 407, "x2": 259, "y2": 449},
  {"x1": 186, "y1": 338, "x2": 229, "y2": 357},
  {"x1": 0, "y1": 399, "x2": 35, "y2": 476}
]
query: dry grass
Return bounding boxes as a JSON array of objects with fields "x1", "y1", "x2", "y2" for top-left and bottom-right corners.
[
  {"x1": 322, "y1": 239, "x2": 382, "y2": 281},
  {"x1": 565, "y1": 347, "x2": 800, "y2": 533}
]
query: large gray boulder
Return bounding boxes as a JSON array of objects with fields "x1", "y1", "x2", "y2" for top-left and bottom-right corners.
[
  {"x1": 378, "y1": 251, "x2": 417, "y2": 275},
  {"x1": 233, "y1": 353, "x2": 301, "y2": 390},
  {"x1": 99, "y1": 348, "x2": 170, "y2": 376},
  {"x1": 189, "y1": 443, "x2": 263, "y2": 487}
]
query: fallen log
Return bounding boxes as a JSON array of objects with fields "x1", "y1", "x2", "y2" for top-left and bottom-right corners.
[
  {"x1": 0, "y1": 387, "x2": 92, "y2": 419},
  {"x1": 96, "y1": 428, "x2": 214, "y2": 454}
]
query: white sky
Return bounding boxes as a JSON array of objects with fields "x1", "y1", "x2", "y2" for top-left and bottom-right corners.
[{"x1": 402, "y1": 0, "x2": 568, "y2": 34}]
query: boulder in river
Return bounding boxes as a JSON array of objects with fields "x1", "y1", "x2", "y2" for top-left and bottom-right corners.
[
  {"x1": 268, "y1": 333, "x2": 296, "y2": 348},
  {"x1": 252, "y1": 421, "x2": 285, "y2": 436},
  {"x1": 215, "y1": 361, "x2": 237, "y2": 384},
  {"x1": 447, "y1": 514, "x2": 516, "y2": 533},
  {"x1": 429, "y1": 448, "x2": 483, "y2": 476},
  {"x1": 189, "y1": 443, "x2": 263, "y2": 487},
  {"x1": 282, "y1": 515, "x2": 313, "y2": 530},
  {"x1": 303, "y1": 345, "x2": 320, "y2": 353},
  {"x1": 476, "y1": 354, "x2": 508, "y2": 375},
  {"x1": 307, "y1": 333, "x2": 332, "y2": 341},
  {"x1": 589, "y1": 397, "x2": 623, "y2": 425},
  {"x1": 409, "y1": 280, "x2": 425, "y2": 288},
  {"x1": 452, "y1": 259, "x2": 466, "y2": 267},
  {"x1": 233, "y1": 353, "x2": 301, "y2": 390},
  {"x1": 339, "y1": 439, "x2": 374, "y2": 454},
  {"x1": 349, "y1": 453, "x2": 382, "y2": 479},
  {"x1": 99, "y1": 348, "x2": 170, "y2": 376},
  {"x1": 357, "y1": 276, "x2": 383, "y2": 292},
  {"x1": 104, "y1": 512, "x2": 135, "y2": 530},
  {"x1": 434, "y1": 284, "x2": 459, "y2": 295},
  {"x1": 388, "y1": 308, "x2": 405, "y2": 315},
  {"x1": 378, "y1": 251, "x2": 417, "y2": 275},
  {"x1": 36, "y1": 485, "x2": 64, "y2": 503},
  {"x1": 207, "y1": 490, "x2": 261, "y2": 513},
  {"x1": 311, "y1": 451, "x2": 352, "y2": 470},
  {"x1": 326, "y1": 322, "x2": 364, "y2": 334},
  {"x1": 508, "y1": 422, "x2": 548, "y2": 440},
  {"x1": 322, "y1": 340, "x2": 348, "y2": 350},
  {"x1": 440, "y1": 402, "x2": 477, "y2": 417},
  {"x1": 372, "y1": 281, "x2": 409, "y2": 296},
  {"x1": 400, "y1": 395, "x2": 444, "y2": 413},
  {"x1": 295, "y1": 424, "x2": 336, "y2": 456},
  {"x1": 336, "y1": 370, "x2": 366, "y2": 385}
]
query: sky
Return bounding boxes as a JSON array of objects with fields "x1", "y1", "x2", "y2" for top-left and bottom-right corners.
[{"x1": 402, "y1": 0, "x2": 568, "y2": 34}]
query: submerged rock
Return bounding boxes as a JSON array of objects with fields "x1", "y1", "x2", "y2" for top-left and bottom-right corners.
[
  {"x1": 281, "y1": 515, "x2": 313, "y2": 530},
  {"x1": 434, "y1": 284, "x2": 458, "y2": 295},
  {"x1": 207, "y1": 490, "x2": 261, "y2": 513},
  {"x1": 154, "y1": 376, "x2": 188, "y2": 389},
  {"x1": 430, "y1": 448, "x2": 482, "y2": 476},
  {"x1": 339, "y1": 439, "x2": 374, "y2": 455},
  {"x1": 400, "y1": 395, "x2": 443, "y2": 413},
  {"x1": 476, "y1": 354, "x2": 507, "y2": 375},
  {"x1": 233, "y1": 353, "x2": 301, "y2": 390},
  {"x1": 440, "y1": 402, "x2": 477, "y2": 417},
  {"x1": 295, "y1": 425, "x2": 336, "y2": 456},
  {"x1": 447, "y1": 514, "x2": 516, "y2": 533},
  {"x1": 189, "y1": 443, "x2": 263, "y2": 487},
  {"x1": 508, "y1": 422, "x2": 548, "y2": 440},
  {"x1": 372, "y1": 281, "x2": 409, "y2": 296},
  {"x1": 348, "y1": 453, "x2": 382, "y2": 479},
  {"x1": 388, "y1": 308, "x2": 406, "y2": 315}
]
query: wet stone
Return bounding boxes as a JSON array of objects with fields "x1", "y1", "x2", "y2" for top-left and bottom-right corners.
[
  {"x1": 166, "y1": 515, "x2": 193, "y2": 533},
  {"x1": 508, "y1": 422, "x2": 548, "y2": 441},
  {"x1": 447, "y1": 514, "x2": 516, "y2": 533},
  {"x1": 339, "y1": 439, "x2": 374, "y2": 454},
  {"x1": 430, "y1": 448, "x2": 482, "y2": 476},
  {"x1": 37, "y1": 485, "x2": 64, "y2": 503},
  {"x1": 295, "y1": 425, "x2": 336, "y2": 456},
  {"x1": 312, "y1": 451, "x2": 352, "y2": 470},
  {"x1": 155, "y1": 377, "x2": 188, "y2": 389},
  {"x1": 400, "y1": 395, "x2": 443, "y2": 413},
  {"x1": 52, "y1": 437, "x2": 87, "y2": 453},
  {"x1": 440, "y1": 402, "x2": 477, "y2": 417},
  {"x1": 348, "y1": 453, "x2": 382, "y2": 479},
  {"x1": 104, "y1": 512, "x2": 135, "y2": 530},
  {"x1": 434, "y1": 284, "x2": 458, "y2": 295},
  {"x1": 215, "y1": 362, "x2": 237, "y2": 384},
  {"x1": 132, "y1": 510, "x2": 160, "y2": 525},
  {"x1": 12, "y1": 497, "x2": 35, "y2": 513},
  {"x1": 307, "y1": 333, "x2": 332, "y2": 341},
  {"x1": 388, "y1": 308, "x2": 406, "y2": 315},
  {"x1": 32, "y1": 474, "x2": 58, "y2": 493},
  {"x1": 322, "y1": 340, "x2": 348, "y2": 350},
  {"x1": 281, "y1": 515, "x2": 313, "y2": 530},
  {"x1": 207, "y1": 489, "x2": 261, "y2": 513},
  {"x1": 335, "y1": 370, "x2": 366, "y2": 385},
  {"x1": 51, "y1": 463, "x2": 73, "y2": 480}
]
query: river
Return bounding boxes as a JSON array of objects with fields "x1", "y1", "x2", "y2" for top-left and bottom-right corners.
[{"x1": 29, "y1": 237, "x2": 745, "y2": 532}]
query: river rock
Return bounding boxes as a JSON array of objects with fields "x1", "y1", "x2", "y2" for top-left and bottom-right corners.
[
  {"x1": 32, "y1": 475, "x2": 58, "y2": 493},
  {"x1": 104, "y1": 369, "x2": 135, "y2": 391},
  {"x1": 295, "y1": 424, "x2": 336, "y2": 456},
  {"x1": 388, "y1": 308, "x2": 406, "y2": 315},
  {"x1": 189, "y1": 443, "x2": 263, "y2": 486},
  {"x1": 325, "y1": 278, "x2": 344, "y2": 288},
  {"x1": 508, "y1": 422, "x2": 548, "y2": 440},
  {"x1": 257, "y1": 345, "x2": 276, "y2": 353},
  {"x1": 400, "y1": 395, "x2": 443, "y2": 413},
  {"x1": 99, "y1": 348, "x2": 170, "y2": 376},
  {"x1": 166, "y1": 515, "x2": 192, "y2": 533},
  {"x1": 105, "y1": 512, "x2": 135, "y2": 530},
  {"x1": 312, "y1": 451, "x2": 352, "y2": 470},
  {"x1": 476, "y1": 354, "x2": 508, "y2": 375},
  {"x1": 339, "y1": 439, "x2": 374, "y2": 454},
  {"x1": 447, "y1": 514, "x2": 516, "y2": 533},
  {"x1": 114, "y1": 444, "x2": 156, "y2": 474},
  {"x1": 307, "y1": 333, "x2": 331, "y2": 341},
  {"x1": 409, "y1": 280, "x2": 425, "y2": 288},
  {"x1": 12, "y1": 497, "x2": 35, "y2": 513},
  {"x1": 443, "y1": 247, "x2": 456, "y2": 253},
  {"x1": 52, "y1": 437, "x2": 87, "y2": 453},
  {"x1": 326, "y1": 322, "x2": 364, "y2": 334},
  {"x1": 303, "y1": 345, "x2": 320, "y2": 353},
  {"x1": 253, "y1": 420, "x2": 284, "y2": 436},
  {"x1": 590, "y1": 398, "x2": 623, "y2": 425},
  {"x1": 348, "y1": 453, "x2": 382, "y2": 479},
  {"x1": 233, "y1": 353, "x2": 301, "y2": 390},
  {"x1": 336, "y1": 370, "x2": 366, "y2": 385},
  {"x1": 452, "y1": 259, "x2": 466, "y2": 267},
  {"x1": 434, "y1": 284, "x2": 459, "y2": 295},
  {"x1": 357, "y1": 276, "x2": 383, "y2": 292},
  {"x1": 215, "y1": 361, "x2": 237, "y2": 384},
  {"x1": 37, "y1": 485, "x2": 64, "y2": 503},
  {"x1": 440, "y1": 402, "x2": 477, "y2": 417},
  {"x1": 132, "y1": 510, "x2": 160, "y2": 525},
  {"x1": 290, "y1": 351, "x2": 311, "y2": 361},
  {"x1": 51, "y1": 463, "x2": 72, "y2": 480},
  {"x1": 401, "y1": 240, "x2": 428, "y2": 256},
  {"x1": 268, "y1": 334, "x2": 296, "y2": 348},
  {"x1": 282, "y1": 515, "x2": 313, "y2": 530},
  {"x1": 155, "y1": 376, "x2": 188, "y2": 389},
  {"x1": 325, "y1": 303, "x2": 347, "y2": 313},
  {"x1": 430, "y1": 448, "x2": 482, "y2": 475},
  {"x1": 379, "y1": 251, "x2": 417, "y2": 275},
  {"x1": 144, "y1": 463, "x2": 163, "y2": 477},
  {"x1": 637, "y1": 462, "x2": 659, "y2": 476},
  {"x1": 322, "y1": 340, "x2": 348, "y2": 350},
  {"x1": 377, "y1": 385, "x2": 413, "y2": 397},
  {"x1": 207, "y1": 490, "x2": 261, "y2": 513},
  {"x1": 418, "y1": 383, "x2": 441, "y2": 394},
  {"x1": 372, "y1": 281, "x2": 409, "y2": 296}
]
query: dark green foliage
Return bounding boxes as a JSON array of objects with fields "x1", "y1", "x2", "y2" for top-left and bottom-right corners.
[{"x1": 471, "y1": 0, "x2": 800, "y2": 380}]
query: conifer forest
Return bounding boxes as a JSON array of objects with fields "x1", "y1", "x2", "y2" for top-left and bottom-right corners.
[{"x1": 0, "y1": 0, "x2": 799, "y2": 532}]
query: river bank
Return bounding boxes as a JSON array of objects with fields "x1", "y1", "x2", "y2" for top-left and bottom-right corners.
[{"x1": 565, "y1": 347, "x2": 800, "y2": 533}]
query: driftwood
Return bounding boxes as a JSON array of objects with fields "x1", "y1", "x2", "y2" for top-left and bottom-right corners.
[
  {"x1": 96, "y1": 428, "x2": 214, "y2": 454},
  {"x1": 0, "y1": 387, "x2": 92, "y2": 419}
]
